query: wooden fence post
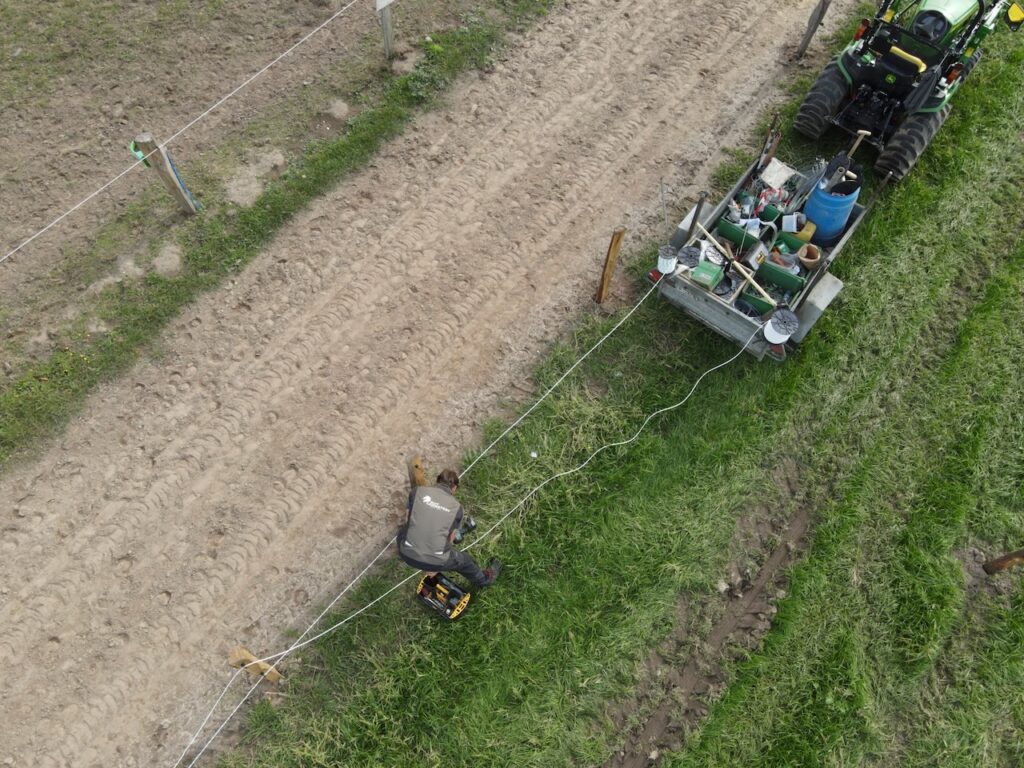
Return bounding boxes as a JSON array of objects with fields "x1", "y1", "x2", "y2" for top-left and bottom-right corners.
[
  {"x1": 795, "y1": 0, "x2": 833, "y2": 61},
  {"x1": 595, "y1": 228, "x2": 626, "y2": 304},
  {"x1": 982, "y1": 548, "x2": 1024, "y2": 575},
  {"x1": 132, "y1": 133, "x2": 201, "y2": 214},
  {"x1": 406, "y1": 454, "x2": 427, "y2": 490}
]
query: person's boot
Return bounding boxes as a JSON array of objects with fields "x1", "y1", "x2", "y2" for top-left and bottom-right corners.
[{"x1": 480, "y1": 558, "x2": 502, "y2": 586}]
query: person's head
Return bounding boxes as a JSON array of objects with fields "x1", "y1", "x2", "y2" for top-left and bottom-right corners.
[{"x1": 437, "y1": 468, "x2": 460, "y2": 491}]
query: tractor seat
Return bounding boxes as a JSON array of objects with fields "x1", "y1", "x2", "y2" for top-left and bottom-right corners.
[
  {"x1": 910, "y1": 10, "x2": 950, "y2": 44},
  {"x1": 877, "y1": 49, "x2": 925, "y2": 80}
]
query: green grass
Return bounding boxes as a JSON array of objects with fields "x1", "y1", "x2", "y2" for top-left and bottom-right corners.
[
  {"x1": 667, "y1": 33, "x2": 1024, "y2": 768},
  {"x1": 0, "y1": 5, "x2": 553, "y2": 466},
  {"x1": 206, "y1": 15, "x2": 1024, "y2": 768}
]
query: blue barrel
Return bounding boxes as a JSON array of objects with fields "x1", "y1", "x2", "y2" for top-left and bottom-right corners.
[{"x1": 804, "y1": 181, "x2": 859, "y2": 247}]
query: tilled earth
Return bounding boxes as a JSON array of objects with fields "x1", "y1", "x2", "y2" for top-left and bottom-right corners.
[{"x1": 0, "y1": 1, "x2": 854, "y2": 765}]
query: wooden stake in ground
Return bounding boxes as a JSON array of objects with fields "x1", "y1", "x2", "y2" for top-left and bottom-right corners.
[
  {"x1": 228, "y1": 647, "x2": 283, "y2": 682},
  {"x1": 594, "y1": 227, "x2": 626, "y2": 304},
  {"x1": 377, "y1": 0, "x2": 395, "y2": 60},
  {"x1": 982, "y1": 548, "x2": 1024, "y2": 575},
  {"x1": 406, "y1": 453, "x2": 428, "y2": 490},
  {"x1": 131, "y1": 133, "x2": 201, "y2": 215},
  {"x1": 795, "y1": 0, "x2": 833, "y2": 60}
]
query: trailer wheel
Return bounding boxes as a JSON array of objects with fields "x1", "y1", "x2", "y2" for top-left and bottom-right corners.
[
  {"x1": 793, "y1": 62, "x2": 847, "y2": 140},
  {"x1": 874, "y1": 103, "x2": 951, "y2": 181}
]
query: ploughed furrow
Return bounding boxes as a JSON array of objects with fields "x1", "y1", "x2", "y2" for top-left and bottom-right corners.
[
  {"x1": 0, "y1": 0, "x2": 774, "y2": 657},
  {"x1": 0, "y1": 0, "x2": 849, "y2": 765}
]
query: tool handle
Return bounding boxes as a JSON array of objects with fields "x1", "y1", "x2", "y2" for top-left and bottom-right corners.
[
  {"x1": 696, "y1": 222, "x2": 776, "y2": 306},
  {"x1": 686, "y1": 193, "x2": 707, "y2": 244},
  {"x1": 848, "y1": 129, "x2": 871, "y2": 159}
]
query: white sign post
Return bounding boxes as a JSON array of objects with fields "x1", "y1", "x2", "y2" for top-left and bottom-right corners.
[{"x1": 377, "y1": 0, "x2": 395, "y2": 60}]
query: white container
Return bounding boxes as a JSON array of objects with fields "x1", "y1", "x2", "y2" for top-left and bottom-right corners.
[
  {"x1": 764, "y1": 308, "x2": 800, "y2": 344},
  {"x1": 657, "y1": 245, "x2": 678, "y2": 275}
]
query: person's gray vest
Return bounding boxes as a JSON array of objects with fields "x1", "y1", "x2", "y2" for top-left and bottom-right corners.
[{"x1": 402, "y1": 484, "x2": 462, "y2": 565}]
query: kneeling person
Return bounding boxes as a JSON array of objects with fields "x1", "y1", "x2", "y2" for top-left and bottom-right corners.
[{"x1": 398, "y1": 468, "x2": 501, "y2": 587}]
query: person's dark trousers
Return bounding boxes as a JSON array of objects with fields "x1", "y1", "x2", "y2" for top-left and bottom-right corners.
[
  {"x1": 444, "y1": 549, "x2": 488, "y2": 585},
  {"x1": 398, "y1": 539, "x2": 489, "y2": 586}
]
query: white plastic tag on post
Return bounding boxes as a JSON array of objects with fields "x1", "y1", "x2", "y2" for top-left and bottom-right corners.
[{"x1": 376, "y1": 0, "x2": 394, "y2": 9}]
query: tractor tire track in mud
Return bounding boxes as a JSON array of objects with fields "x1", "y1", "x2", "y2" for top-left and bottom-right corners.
[{"x1": 0, "y1": 1, "x2": 853, "y2": 765}]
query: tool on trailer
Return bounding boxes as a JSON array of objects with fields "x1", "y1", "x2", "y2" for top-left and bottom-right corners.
[
  {"x1": 696, "y1": 222, "x2": 777, "y2": 307},
  {"x1": 686, "y1": 192, "x2": 708, "y2": 244},
  {"x1": 757, "y1": 114, "x2": 783, "y2": 172},
  {"x1": 823, "y1": 154, "x2": 850, "y2": 191},
  {"x1": 847, "y1": 129, "x2": 871, "y2": 159}
]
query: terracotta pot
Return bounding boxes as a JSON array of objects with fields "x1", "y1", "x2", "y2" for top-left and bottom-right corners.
[{"x1": 798, "y1": 243, "x2": 821, "y2": 269}]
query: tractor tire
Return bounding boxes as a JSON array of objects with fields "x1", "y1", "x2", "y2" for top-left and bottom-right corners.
[
  {"x1": 794, "y1": 62, "x2": 848, "y2": 140},
  {"x1": 874, "y1": 103, "x2": 951, "y2": 181}
]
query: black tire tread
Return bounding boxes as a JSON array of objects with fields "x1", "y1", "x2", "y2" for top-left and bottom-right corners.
[
  {"x1": 794, "y1": 62, "x2": 848, "y2": 140},
  {"x1": 874, "y1": 103, "x2": 951, "y2": 181},
  {"x1": 962, "y1": 49, "x2": 982, "y2": 80}
]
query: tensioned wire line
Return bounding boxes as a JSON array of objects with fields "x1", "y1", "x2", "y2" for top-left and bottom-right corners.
[
  {"x1": 173, "y1": 303, "x2": 764, "y2": 768},
  {"x1": 170, "y1": 276, "x2": 664, "y2": 766},
  {"x1": 0, "y1": 0, "x2": 364, "y2": 267}
]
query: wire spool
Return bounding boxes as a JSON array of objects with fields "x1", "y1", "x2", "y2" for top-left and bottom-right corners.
[
  {"x1": 657, "y1": 244, "x2": 678, "y2": 274},
  {"x1": 677, "y1": 245, "x2": 701, "y2": 269},
  {"x1": 712, "y1": 272, "x2": 735, "y2": 297},
  {"x1": 764, "y1": 307, "x2": 800, "y2": 344}
]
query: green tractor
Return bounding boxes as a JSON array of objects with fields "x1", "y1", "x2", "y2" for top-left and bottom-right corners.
[{"x1": 794, "y1": 0, "x2": 1024, "y2": 180}]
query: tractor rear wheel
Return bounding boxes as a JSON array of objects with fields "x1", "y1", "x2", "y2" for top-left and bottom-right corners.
[
  {"x1": 794, "y1": 62, "x2": 847, "y2": 140},
  {"x1": 874, "y1": 103, "x2": 951, "y2": 181}
]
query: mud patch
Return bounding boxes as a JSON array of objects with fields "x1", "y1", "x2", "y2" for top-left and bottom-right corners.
[
  {"x1": 958, "y1": 545, "x2": 1021, "y2": 598},
  {"x1": 390, "y1": 43, "x2": 424, "y2": 75},
  {"x1": 606, "y1": 459, "x2": 812, "y2": 767},
  {"x1": 225, "y1": 150, "x2": 287, "y2": 207},
  {"x1": 152, "y1": 243, "x2": 184, "y2": 278},
  {"x1": 312, "y1": 98, "x2": 354, "y2": 138}
]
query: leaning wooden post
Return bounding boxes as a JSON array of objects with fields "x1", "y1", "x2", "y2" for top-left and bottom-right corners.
[
  {"x1": 795, "y1": 0, "x2": 833, "y2": 60},
  {"x1": 406, "y1": 453, "x2": 428, "y2": 491},
  {"x1": 594, "y1": 228, "x2": 627, "y2": 304},
  {"x1": 377, "y1": 0, "x2": 395, "y2": 60},
  {"x1": 982, "y1": 548, "x2": 1024, "y2": 575},
  {"x1": 131, "y1": 133, "x2": 201, "y2": 214},
  {"x1": 228, "y1": 647, "x2": 283, "y2": 682}
]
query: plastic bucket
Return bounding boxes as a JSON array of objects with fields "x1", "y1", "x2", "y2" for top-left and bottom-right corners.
[{"x1": 804, "y1": 181, "x2": 860, "y2": 247}]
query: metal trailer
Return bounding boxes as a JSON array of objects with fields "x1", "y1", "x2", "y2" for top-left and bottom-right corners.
[{"x1": 656, "y1": 157, "x2": 867, "y2": 361}]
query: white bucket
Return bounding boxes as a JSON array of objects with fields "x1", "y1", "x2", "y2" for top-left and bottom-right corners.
[{"x1": 782, "y1": 213, "x2": 805, "y2": 233}]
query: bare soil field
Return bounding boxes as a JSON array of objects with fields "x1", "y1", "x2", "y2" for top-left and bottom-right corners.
[{"x1": 0, "y1": 0, "x2": 854, "y2": 766}]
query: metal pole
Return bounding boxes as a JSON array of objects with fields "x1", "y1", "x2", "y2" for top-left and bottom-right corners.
[
  {"x1": 795, "y1": 0, "x2": 833, "y2": 61},
  {"x1": 379, "y1": 3, "x2": 395, "y2": 60}
]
